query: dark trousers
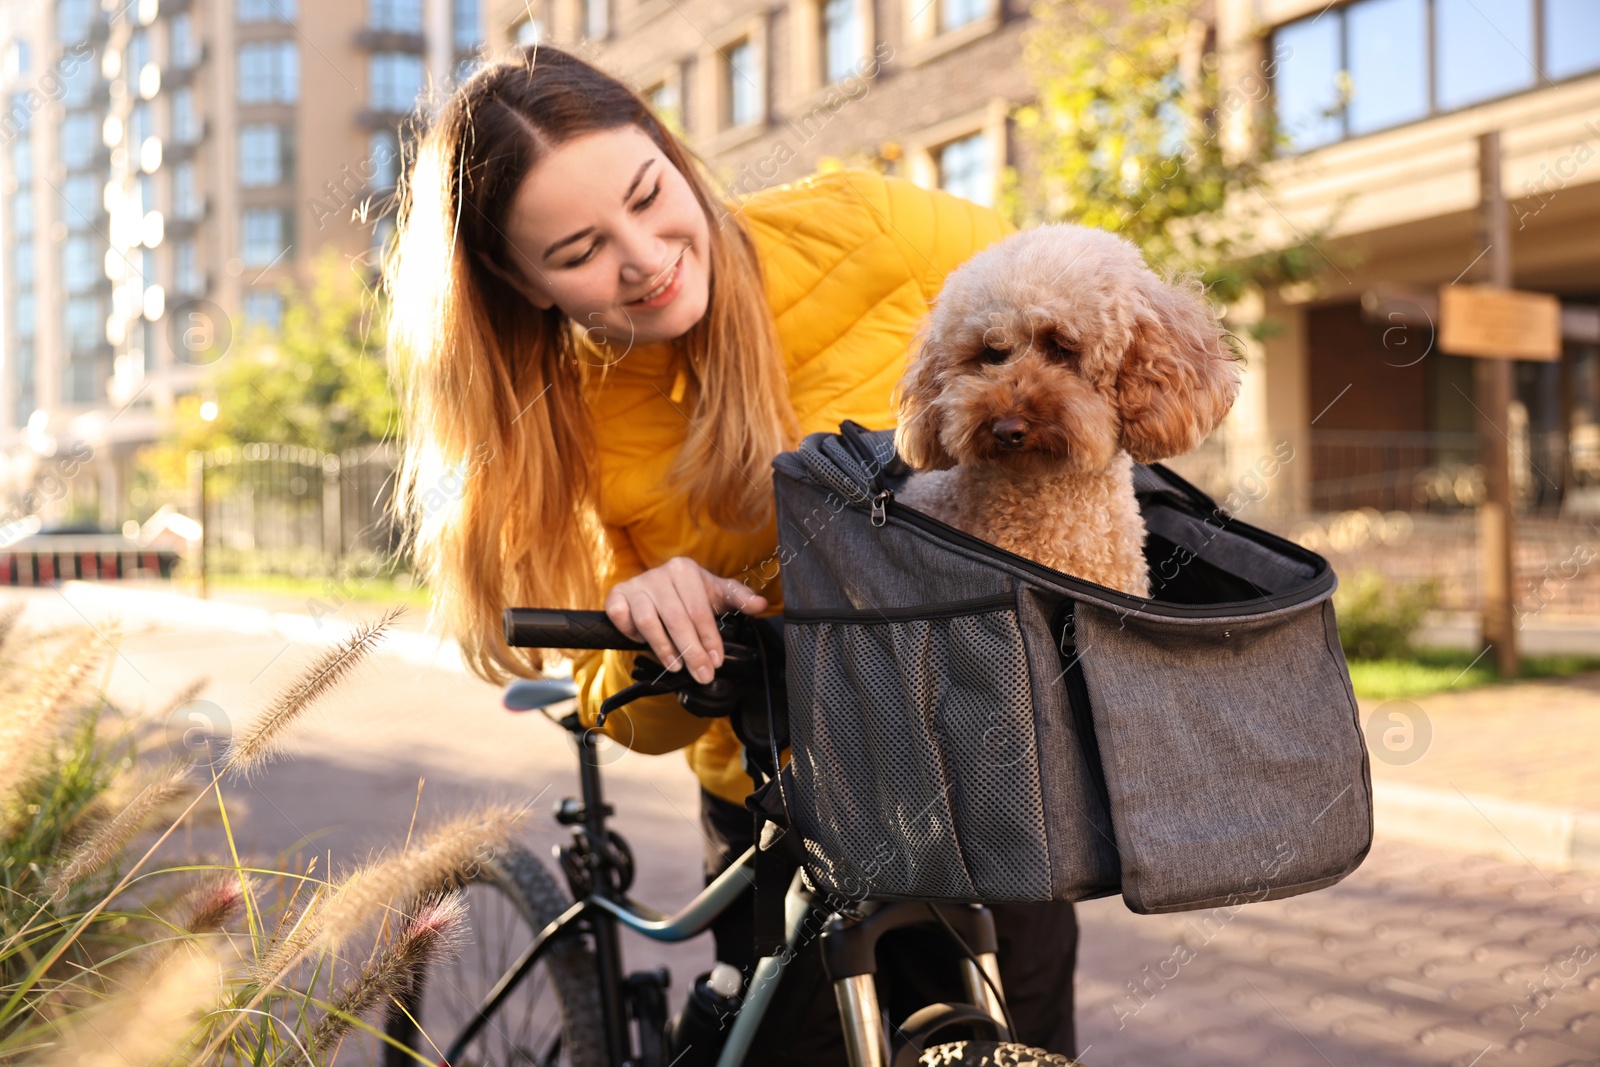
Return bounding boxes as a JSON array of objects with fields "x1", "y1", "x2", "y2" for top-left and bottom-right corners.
[{"x1": 699, "y1": 788, "x2": 1079, "y2": 1064}]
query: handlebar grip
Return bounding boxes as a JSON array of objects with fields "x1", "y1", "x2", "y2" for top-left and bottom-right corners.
[{"x1": 502, "y1": 609, "x2": 650, "y2": 651}]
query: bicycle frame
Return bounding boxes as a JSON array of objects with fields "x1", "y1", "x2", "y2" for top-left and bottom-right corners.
[{"x1": 442, "y1": 714, "x2": 1011, "y2": 1067}]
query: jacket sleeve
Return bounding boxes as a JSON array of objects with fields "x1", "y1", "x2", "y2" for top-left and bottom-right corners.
[
  {"x1": 874, "y1": 173, "x2": 1018, "y2": 305},
  {"x1": 568, "y1": 525, "x2": 713, "y2": 755}
]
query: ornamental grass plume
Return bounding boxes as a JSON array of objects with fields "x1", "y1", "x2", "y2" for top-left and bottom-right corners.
[
  {"x1": 293, "y1": 892, "x2": 467, "y2": 1066},
  {"x1": 179, "y1": 872, "x2": 253, "y2": 934},
  {"x1": 45, "y1": 759, "x2": 193, "y2": 903},
  {"x1": 0, "y1": 630, "x2": 108, "y2": 812},
  {"x1": 36, "y1": 941, "x2": 225, "y2": 1067},
  {"x1": 253, "y1": 803, "x2": 522, "y2": 984},
  {"x1": 221, "y1": 607, "x2": 403, "y2": 778}
]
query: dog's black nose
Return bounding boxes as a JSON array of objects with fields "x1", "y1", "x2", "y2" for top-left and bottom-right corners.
[{"x1": 992, "y1": 416, "x2": 1028, "y2": 449}]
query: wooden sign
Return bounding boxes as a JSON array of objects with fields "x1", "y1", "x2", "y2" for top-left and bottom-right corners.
[{"x1": 1438, "y1": 285, "x2": 1562, "y2": 361}]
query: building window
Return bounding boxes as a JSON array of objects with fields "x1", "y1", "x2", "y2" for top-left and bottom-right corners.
[
  {"x1": 939, "y1": 0, "x2": 985, "y2": 33},
  {"x1": 13, "y1": 190, "x2": 33, "y2": 235},
  {"x1": 12, "y1": 244, "x2": 34, "y2": 287},
  {"x1": 64, "y1": 296, "x2": 103, "y2": 353},
  {"x1": 369, "y1": 130, "x2": 399, "y2": 188},
  {"x1": 453, "y1": 0, "x2": 481, "y2": 50},
  {"x1": 65, "y1": 360, "x2": 99, "y2": 403},
  {"x1": 726, "y1": 39, "x2": 758, "y2": 127},
  {"x1": 648, "y1": 81, "x2": 680, "y2": 132},
  {"x1": 370, "y1": 52, "x2": 424, "y2": 112},
  {"x1": 370, "y1": 0, "x2": 423, "y2": 32},
  {"x1": 175, "y1": 239, "x2": 201, "y2": 294},
  {"x1": 61, "y1": 113, "x2": 97, "y2": 168},
  {"x1": 241, "y1": 208, "x2": 289, "y2": 267},
  {"x1": 128, "y1": 30, "x2": 151, "y2": 77},
  {"x1": 822, "y1": 0, "x2": 860, "y2": 84},
  {"x1": 238, "y1": 41, "x2": 299, "y2": 104},
  {"x1": 937, "y1": 132, "x2": 992, "y2": 207},
  {"x1": 1346, "y1": 0, "x2": 1428, "y2": 137},
  {"x1": 514, "y1": 16, "x2": 542, "y2": 45},
  {"x1": 61, "y1": 57, "x2": 94, "y2": 107},
  {"x1": 173, "y1": 161, "x2": 201, "y2": 219},
  {"x1": 171, "y1": 87, "x2": 201, "y2": 143},
  {"x1": 137, "y1": 174, "x2": 157, "y2": 218},
  {"x1": 1547, "y1": 0, "x2": 1600, "y2": 80},
  {"x1": 5, "y1": 40, "x2": 28, "y2": 79},
  {"x1": 10, "y1": 139, "x2": 30, "y2": 183},
  {"x1": 170, "y1": 13, "x2": 195, "y2": 67},
  {"x1": 243, "y1": 288, "x2": 284, "y2": 331},
  {"x1": 129, "y1": 102, "x2": 153, "y2": 146},
  {"x1": 1273, "y1": 0, "x2": 1600, "y2": 152},
  {"x1": 583, "y1": 0, "x2": 608, "y2": 40},
  {"x1": 62, "y1": 174, "x2": 101, "y2": 228},
  {"x1": 239, "y1": 124, "x2": 287, "y2": 186},
  {"x1": 63, "y1": 237, "x2": 98, "y2": 293},
  {"x1": 57, "y1": 0, "x2": 93, "y2": 43},
  {"x1": 15, "y1": 294, "x2": 36, "y2": 339},
  {"x1": 237, "y1": 0, "x2": 296, "y2": 22}
]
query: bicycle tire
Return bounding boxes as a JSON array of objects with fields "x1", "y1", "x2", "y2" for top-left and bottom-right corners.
[
  {"x1": 383, "y1": 840, "x2": 606, "y2": 1067},
  {"x1": 918, "y1": 1041, "x2": 1082, "y2": 1067}
]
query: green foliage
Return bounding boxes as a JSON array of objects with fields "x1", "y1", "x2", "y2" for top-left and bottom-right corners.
[
  {"x1": 1348, "y1": 648, "x2": 1600, "y2": 701},
  {"x1": 1334, "y1": 567, "x2": 1440, "y2": 661},
  {"x1": 1008, "y1": 0, "x2": 1331, "y2": 305},
  {"x1": 137, "y1": 249, "x2": 398, "y2": 496}
]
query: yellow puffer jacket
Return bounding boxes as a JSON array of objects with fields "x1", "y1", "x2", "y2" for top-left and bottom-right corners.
[{"x1": 572, "y1": 168, "x2": 1015, "y2": 805}]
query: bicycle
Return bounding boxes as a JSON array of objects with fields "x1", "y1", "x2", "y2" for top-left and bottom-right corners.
[{"x1": 382, "y1": 607, "x2": 1080, "y2": 1067}]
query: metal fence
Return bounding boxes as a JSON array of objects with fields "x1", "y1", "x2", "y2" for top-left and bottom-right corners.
[{"x1": 192, "y1": 442, "x2": 404, "y2": 581}]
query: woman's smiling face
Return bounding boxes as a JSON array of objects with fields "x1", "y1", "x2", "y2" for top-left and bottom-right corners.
[{"x1": 500, "y1": 125, "x2": 712, "y2": 348}]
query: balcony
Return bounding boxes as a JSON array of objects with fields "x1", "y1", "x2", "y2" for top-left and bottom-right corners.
[{"x1": 353, "y1": 28, "x2": 425, "y2": 52}]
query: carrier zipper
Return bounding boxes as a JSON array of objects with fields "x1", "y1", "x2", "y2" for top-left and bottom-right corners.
[{"x1": 870, "y1": 489, "x2": 891, "y2": 527}]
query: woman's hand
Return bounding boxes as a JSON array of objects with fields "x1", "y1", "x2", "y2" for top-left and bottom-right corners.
[{"x1": 604, "y1": 557, "x2": 768, "y2": 685}]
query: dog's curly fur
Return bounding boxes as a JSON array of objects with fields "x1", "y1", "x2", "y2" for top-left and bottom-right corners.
[{"x1": 892, "y1": 224, "x2": 1241, "y2": 597}]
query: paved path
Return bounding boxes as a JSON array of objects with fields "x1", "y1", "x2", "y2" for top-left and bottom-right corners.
[{"x1": 1076, "y1": 839, "x2": 1600, "y2": 1067}]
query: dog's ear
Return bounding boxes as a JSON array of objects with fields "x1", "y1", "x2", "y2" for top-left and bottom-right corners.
[
  {"x1": 893, "y1": 334, "x2": 956, "y2": 471},
  {"x1": 1116, "y1": 272, "x2": 1240, "y2": 463}
]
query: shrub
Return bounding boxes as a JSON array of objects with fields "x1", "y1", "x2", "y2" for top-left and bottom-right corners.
[{"x1": 1334, "y1": 567, "x2": 1439, "y2": 661}]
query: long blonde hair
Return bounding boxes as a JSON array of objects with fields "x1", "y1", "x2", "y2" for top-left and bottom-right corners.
[{"x1": 386, "y1": 45, "x2": 798, "y2": 681}]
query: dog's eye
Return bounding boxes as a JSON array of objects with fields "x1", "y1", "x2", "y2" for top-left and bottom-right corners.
[
  {"x1": 1047, "y1": 338, "x2": 1081, "y2": 363},
  {"x1": 979, "y1": 346, "x2": 1011, "y2": 365}
]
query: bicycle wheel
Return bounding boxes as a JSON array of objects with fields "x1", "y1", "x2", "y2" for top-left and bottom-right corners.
[
  {"x1": 918, "y1": 1042, "x2": 1082, "y2": 1067},
  {"x1": 384, "y1": 841, "x2": 606, "y2": 1067}
]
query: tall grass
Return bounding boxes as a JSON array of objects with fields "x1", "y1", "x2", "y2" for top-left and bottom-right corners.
[{"x1": 0, "y1": 602, "x2": 520, "y2": 1064}]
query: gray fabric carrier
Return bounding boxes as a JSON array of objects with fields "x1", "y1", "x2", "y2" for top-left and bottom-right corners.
[{"x1": 769, "y1": 421, "x2": 1372, "y2": 914}]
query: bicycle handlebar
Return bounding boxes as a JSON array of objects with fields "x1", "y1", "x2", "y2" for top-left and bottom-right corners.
[
  {"x1": 502, "y1": 609, "x2": 651, "y2": 651},
  {"x1": 501, "y1": 608, "x2": 767, "y2": 665}
]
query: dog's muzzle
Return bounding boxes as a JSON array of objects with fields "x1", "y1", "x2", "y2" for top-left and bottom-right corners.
[{"x1": 992, "y1": 415, "x2": 1029, "y2": 449}]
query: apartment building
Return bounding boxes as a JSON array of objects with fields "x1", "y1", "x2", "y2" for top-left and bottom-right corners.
[
  {"x1": 0, "y1": 0, "x2": 485, "y2": 526},
  {"x1": 1215, "y1": 0, "x2": 1600, "y2": 517},
  {"x1": 483, "y1": 0, "x2": 1032, "y2": 211},
  {"x1": 477, "y1": 0, "x2": 1600, "y2": 527}
]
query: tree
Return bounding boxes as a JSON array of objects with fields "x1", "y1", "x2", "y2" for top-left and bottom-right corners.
[
  {"x1": 1006, "y1": 0, "x2": 1333, "y2": 310},
  {"x1": 137, "y1": 249, "x2": 398, "y2": 495}
]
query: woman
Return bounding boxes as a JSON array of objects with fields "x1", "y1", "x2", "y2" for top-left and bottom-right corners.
[{"x1": 387, "y1": 43, "x2": 1079, "y2": 1062}]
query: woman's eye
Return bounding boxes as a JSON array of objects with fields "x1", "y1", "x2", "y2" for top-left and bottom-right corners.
[
  {"x1": 564, "y1": 184, "x2": 662, "y2": 267},
  {"x1": 980, "y1": 346, "x2": 1010, "y2": 364}
]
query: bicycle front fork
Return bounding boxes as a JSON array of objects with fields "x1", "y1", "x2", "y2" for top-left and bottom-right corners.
[{"x1": 823, "y1": 902, "x2": 1010, "y2": 1067}]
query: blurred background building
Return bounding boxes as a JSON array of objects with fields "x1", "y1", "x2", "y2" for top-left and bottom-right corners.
[
  {"x1": 1, "y1": 0, "x2": 1598, "y2": 616},
  {"x1": 0, "y1": 0, "x2": 483, "y2": 528}
]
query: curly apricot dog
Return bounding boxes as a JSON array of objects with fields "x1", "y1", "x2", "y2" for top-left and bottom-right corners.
[{"x1": 892, "y1": 224, "x2": 1241, "y2": 597}]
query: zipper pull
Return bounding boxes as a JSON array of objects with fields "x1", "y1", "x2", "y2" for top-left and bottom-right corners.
[{"x1": 870, "y1": 489, "x2": 892, "y2": 527}]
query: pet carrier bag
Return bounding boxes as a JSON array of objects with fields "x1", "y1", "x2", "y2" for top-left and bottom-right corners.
[{"x1": 765, "y1": 419, "x2": 1372, "y2": 914}]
